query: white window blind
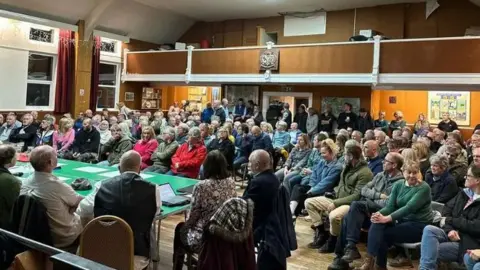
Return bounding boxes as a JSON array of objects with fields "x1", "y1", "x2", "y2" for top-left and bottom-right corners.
[
  {"x1": 0, "y1": 47, "x2": 29, "y2": 110},
  {"x1": 283, "y1": 13, "x2": 327, "y2": 37}
]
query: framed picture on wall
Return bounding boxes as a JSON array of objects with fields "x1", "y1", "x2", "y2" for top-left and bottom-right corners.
[
  {"x1": 125, "y1": 92, "x2": 135, "y2": 101},
  {"x1": 321, "y1": 97, "x2": 361, "y2": 116},
  {"x1": 224, "y1": 85, "x2": 259, "y2": 111},
  {"x1": 428, "y1": 91, "x2": 470, "y2": 126}
]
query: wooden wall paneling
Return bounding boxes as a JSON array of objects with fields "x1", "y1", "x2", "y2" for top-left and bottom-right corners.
[
  {"x1": 191, "y1": 49, "x2": 260, "y2": 74},
  {"x1": 212, "y1": 22, "x2": 225, "y2": 48},
  {"x1": 124, "y1": 39, "x2": 160, "y2": 52},
  {"x1": 177, "y1": 1, "x2": 480, "y2": 47},
  {"x1": 119, "y1": 81, "x2": 148, "y2": 109},
  {"x1": 224, "y1": 20, "x2": 244, "y2": 47},
  {"x1": 355, "y1": 4, "x2": 405, "y2": 39},
  {"x1": 279, "y1": 44, "x2": 373, "y2": 73},
  {"x1": 126, "y1": 52, "x2": 187, "y2": 74},
  {"x1": 404, "y1": 3, "x2": 438, "y2": 38},
  {"x1": 435, "y1": 0, "x2": 480, "y2": 37},
  {"x1": 380, "y1": 39, "x2": 480, "y2": 73}
]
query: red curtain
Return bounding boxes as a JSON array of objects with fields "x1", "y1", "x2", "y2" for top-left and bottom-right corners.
[
  {"x1": 54, "y1": 30, "x2": 75, "y2": 114},
  {"x1": 89, "y1": 36, "x2": 101, "y2": 111}
]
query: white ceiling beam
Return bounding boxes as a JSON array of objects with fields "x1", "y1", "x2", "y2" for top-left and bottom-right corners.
[
  {"x1": 0, "y1": 9, "x2": 78, "y2": 31},
  {"x1": 84, "y1": 0, "x2": 115, "y2": 38},
  {"x1": 93, "y1": 30, "x2": 130, "y2": 43}
]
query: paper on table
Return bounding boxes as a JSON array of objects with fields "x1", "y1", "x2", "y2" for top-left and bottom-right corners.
[
  {"x1": 57, "y1": 176, "x2": 69, "y2": 181},
  {"x1": 8, "y1": 166, "x2": 24, "y2": 174},
  {"x1": 57, "y1": 163, "x2": 67, "y2": 167},
  {"x1": 99, "y1": 171, "x2": 154, "y2": 179},
  {"x1": 99, "y1": 171, "x2": 120, "y2": 178},
  {"x1": 74, "y1": 167, "x2": 109, "y2": 173}
]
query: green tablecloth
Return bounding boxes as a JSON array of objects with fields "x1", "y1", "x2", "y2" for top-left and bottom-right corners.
[{"x1": 17, "y1": 159, "x2": 197, "y2": 219}]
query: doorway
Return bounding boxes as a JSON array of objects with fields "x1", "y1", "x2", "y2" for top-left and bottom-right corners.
[{"x1": 262, "y1": 91, "x2": 313, "y2": 125}]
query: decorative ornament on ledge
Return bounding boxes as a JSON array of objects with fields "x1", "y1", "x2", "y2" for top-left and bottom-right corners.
[{"x1": 260, "y1": 41, "x2": 279, "y2": 82}]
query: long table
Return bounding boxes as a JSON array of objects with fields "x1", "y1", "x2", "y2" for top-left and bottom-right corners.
[
  {"x1": 17, "y1": 159, "x2": 197, "y2": 219},
  {"x1": 15, "y1": 158, "x2": 197, "y2": 260}
]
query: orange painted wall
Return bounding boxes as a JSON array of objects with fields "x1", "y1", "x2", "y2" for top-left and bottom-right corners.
[{"x1": 371, "y1": 90, "x2": 480, "y2": 138}]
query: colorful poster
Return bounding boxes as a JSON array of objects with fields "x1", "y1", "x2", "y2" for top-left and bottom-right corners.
[{"x1": 428, "y1": 91, "x2": 470, "y2": 126}]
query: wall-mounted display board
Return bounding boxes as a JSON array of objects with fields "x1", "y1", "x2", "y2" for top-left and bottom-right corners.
[
  {"x1": 224, "y1": 85, "x2": 259, "y2": 111},
  {"x1": 428, "y1": 91, "x2": 470, "y2": 126}
]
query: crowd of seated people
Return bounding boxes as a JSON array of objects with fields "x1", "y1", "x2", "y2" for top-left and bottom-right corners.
[{"x1": 2, "y1": 99, "x2": 480, "y2": 270}]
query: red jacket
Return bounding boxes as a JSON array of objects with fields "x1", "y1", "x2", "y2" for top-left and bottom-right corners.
[
  {"x1": 171, "y1": 142, "x2": 207, "y2": 178},
  {"x1": 133, "y1": 139, "x2": 159, "y2": 170}
]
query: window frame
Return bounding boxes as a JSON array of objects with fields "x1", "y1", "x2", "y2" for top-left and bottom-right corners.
[
  {"x1": 96, "y1": 61, "x2": 121, "y2": 111},
  {"x1": 27, "y1": 25, "x2": 59, "y2": 49},
  {"x1": 25, "y1": 52, "x2": 57, "y2": 111}
]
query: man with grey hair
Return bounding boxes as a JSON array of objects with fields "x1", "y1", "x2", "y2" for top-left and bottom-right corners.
[
  {"x1": 168, "y1": 127, "x2": 207, "y2": 178},
  {"x1": 98, "y1": 123, "x2": 133, "y2": 166},
  {"x1": 94, "y1": 150, "x2": 161, "y2": 269},
  {"x1": 373, "y1": 130, "x2": 388, "y2": 158},
  {"x1": 221, "y1": 98, "x2": 230, "y2": 121},
  {"x1": 212, "y1": 100, "x2": 227, "y2": 124},
  {"x1": 175, "y1": 123, "x2": 189, "y2": 145},
  {"x1": 145, "y1": 127, "x2": 179, "y2": 174},
  {"x1": 444, "y1": 143, "x2": 468, "y2": 187},
  {"x1": 305, "y1": 139, "x2": 372, "y2": 253},
  {"x1": 351, "y1": 130, "x2": 362, "y2": 144},
  {"x1": 424, "y1": 154, "x2": 458, "y2": 203},
  {"x1": 21, "y1": 145, "x2": 83, "y2": 248}
]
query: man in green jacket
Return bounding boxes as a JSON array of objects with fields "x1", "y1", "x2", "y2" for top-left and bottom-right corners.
[
  {"x1": 0, "y1": 145, "x2": 21, "y2": 229},
  {"x1": 144, "y1": 127, "x2": 179, "y2": 173},
  {"x1": 99, "y1": 124, "x2": 134, "y2": 166},
  {"x1": 305, "y1": 140, "x2": 373, "y2": 253}
]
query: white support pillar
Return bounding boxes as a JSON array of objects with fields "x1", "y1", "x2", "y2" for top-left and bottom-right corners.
[
  {"x1": 372, "y1": 35, "x2": 381, "y2": 86},
  {"x1": 185, "y1": 45, "x2": 194, "y2": 84},
  {"x1": 121, "y1": 48, "x2": 129, "y2": 83}
]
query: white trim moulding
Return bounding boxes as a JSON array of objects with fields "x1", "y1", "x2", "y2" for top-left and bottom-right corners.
[
  {"x1": 0, "y1": 9, "x2": 78, "y2": 32},
  {"x1": 378, "y1": 73, "x2": 480, "y2": 85}
]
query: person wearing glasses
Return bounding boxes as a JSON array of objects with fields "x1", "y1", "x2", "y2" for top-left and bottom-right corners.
[
  {"x1": 328, "y1": 153, "x2": 405, "y2": 269},
  {"x1": 419, "y1": 164, "x2": 480, "y2": 270}
]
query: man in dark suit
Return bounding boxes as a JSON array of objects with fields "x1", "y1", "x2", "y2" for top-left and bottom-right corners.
[{"x1": 243, "y1": 149, "x2": 279, "y2": 234}]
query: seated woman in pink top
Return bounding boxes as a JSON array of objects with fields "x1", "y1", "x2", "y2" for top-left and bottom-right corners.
[
  {"x1": 53, "y1": 117, "x2": 75, "y2": 153},
  {"x1": 133, "y1": 126, "x2": 158, "y2": 170}
]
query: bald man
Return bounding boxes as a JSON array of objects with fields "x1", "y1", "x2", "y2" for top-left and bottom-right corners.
[
  {"x1": 243, "y1": 149, "x2": 282, "y2": 269},
  {"x1": 94, "y1": 150, "x2": 161, "y2": 269},
  {"x1": 243, "y1": 150, "x2": 279, "y2": 232},
  {"x1": 21, "y1": 145, "x2": 84, "y2": 248},
  {"x1": 250, "y1": 126, "x2": 273, "y2": 154},
  {"x1": 364, "y1": 140, "x2": 383, "y2": 176}
]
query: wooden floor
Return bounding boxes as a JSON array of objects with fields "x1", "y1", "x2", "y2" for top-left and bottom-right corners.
[{"x1": 154, "y1": 183, "x2": 419, "y2": 270}]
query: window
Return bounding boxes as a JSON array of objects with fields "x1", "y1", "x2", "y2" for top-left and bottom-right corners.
[
  {"x1": 97, "y1": 62, "x2": 120, "y2": 109},
  {"x1": 26, "y1": 53, "x2": 55, "y2": 108},
  {"x1": 29, "y1": 28, "x2": 54, "y2": 43}
]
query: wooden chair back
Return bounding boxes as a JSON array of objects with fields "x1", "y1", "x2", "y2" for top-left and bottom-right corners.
[{"x1": 79, "y1": 215, "x2": 134, "y2": 270}]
